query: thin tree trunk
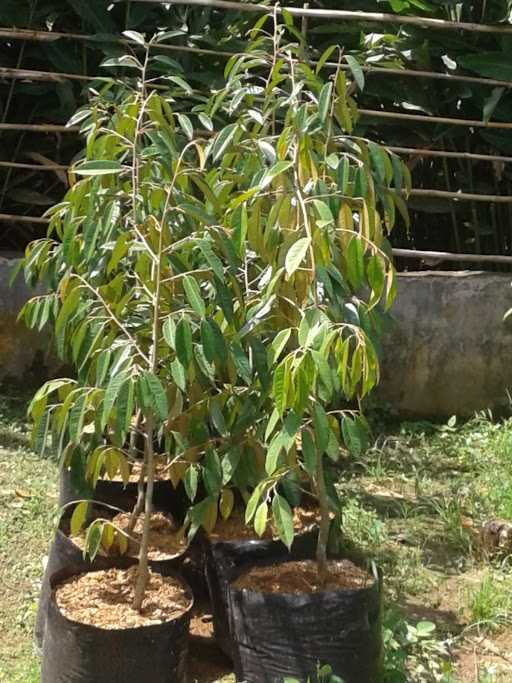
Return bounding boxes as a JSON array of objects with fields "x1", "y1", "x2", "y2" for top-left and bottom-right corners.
[
  {"x1": 315, "y1": 450, "x2": 331, "y2": 585},
  {"x1": 132, "y1": 416, "x2": 155, "y2": 611}
]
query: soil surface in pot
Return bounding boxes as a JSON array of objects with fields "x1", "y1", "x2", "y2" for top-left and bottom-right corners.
[
  {"x1": 106, "y1": 456, "x2": 173, "y2": 483},
  {"x1": 71, "y1": 511, "x2": 187, "y2": 560},
  {"x1": 233, "y1": 559, "x2": 373, "y2": 594},
  {"x1": 209, "y1": 506, "x2": 318, "y2": 541},
  {"x1": 55, "y1": 566, "x2": 191, "y2": 629}
]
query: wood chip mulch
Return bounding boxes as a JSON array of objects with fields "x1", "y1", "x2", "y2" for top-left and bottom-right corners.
[{"x1": 55, "y1": 566, "x2": 192, "y2": 629}]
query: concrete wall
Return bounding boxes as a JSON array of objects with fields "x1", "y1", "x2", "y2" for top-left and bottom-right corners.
[
  {"x1": 2, "y1": 256, "x2": 512, "y2": 417},
  {"x1": 0, "y1": 255, "x2": 59, "y2": 384},
  {"x1": 379, "y1": 271, "x2": 512, "y2": 417}
]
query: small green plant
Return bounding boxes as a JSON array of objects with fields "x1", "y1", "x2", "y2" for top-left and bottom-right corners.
[
  {"x1": 465, "y1": 571, "x2": 512, "y2": 629},
  {"x1": 383, "y1": 610, "x2": 455, "y2": 683}
]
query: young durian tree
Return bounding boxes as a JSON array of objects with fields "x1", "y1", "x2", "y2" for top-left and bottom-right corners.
[
  {"x1": 20, "y1": 31, "x2": 277, "y2": 608},
  {"x1": 200, "y1": 14, "x2": 410, "y2": 581}
]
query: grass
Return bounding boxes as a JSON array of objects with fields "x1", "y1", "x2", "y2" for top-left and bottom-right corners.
[
  {"x1": 0, "y1": 387, "x2": 58, "y2": 683},
  {"x1": 1, "y1": 388, "x2": 512, "y2": 682}
]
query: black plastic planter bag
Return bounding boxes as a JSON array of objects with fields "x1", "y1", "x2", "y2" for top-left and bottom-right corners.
[
  {"x1": 204, "y1": 529, "x2": 318, "y2": 659},
  {"x1": 35, "y1": 510, "x2": 203, "y2": 650},
  {"x1": 59, "y1": 467, "x2": 189, "y2": 520},
  {"x1": 227, "y1": 558, "x2": 383, "y2": 683},
  {"x1": 41, "y1": 560, "x2": 193, "y2": 683}
]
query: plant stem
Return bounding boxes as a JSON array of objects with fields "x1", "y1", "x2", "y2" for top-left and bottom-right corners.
[
  {"x1": 132, "y1": 415, "x2": 155, "y2": 611},
  {"x1": 128, "y1": 410, "x2": 145, "y2": 534},
  {"x1": 315, "y1": 448, "x2": 330, "y2": 585}
]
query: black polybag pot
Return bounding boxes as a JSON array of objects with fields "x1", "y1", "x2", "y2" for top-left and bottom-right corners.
[
  {"x1": 35, "y1": 508, "x2": 205, "y2": 650},
  {"x1": 41, "y1": 558, "x2": 193, "y2": 683},
  {"x1": 59, "y1": 467, "x2": 189, "y2": 520},
  {"x1": 204, "y1": 529, "x2": 318, "y2": 659},
  {"x1": 227, "y1": 556, "x2": 383, "y2": 683}
]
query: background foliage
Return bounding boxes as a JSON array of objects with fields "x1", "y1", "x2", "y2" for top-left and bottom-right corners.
[{"x1": 1, "y1": 1, "x2": 512, "y2": 266}]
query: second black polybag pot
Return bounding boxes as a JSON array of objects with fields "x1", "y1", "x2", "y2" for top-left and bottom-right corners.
[
  {"x1": 204, "y1": 528, "x2": 317, "y2": 659},
  {"x1": 59, "y1": 467, "x2": 189, "y2": 520},
  {"x1": 41, "y1": 559, "x2": 193, "y2": 683},
  {"x1": 227, "y1": 556, "x2": 383, "y2": 683}
]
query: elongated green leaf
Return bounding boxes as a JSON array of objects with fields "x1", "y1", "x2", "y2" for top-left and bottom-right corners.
[
  {"x1": 272, "y1": 494, "x2": 294, "y2": 549},
  {"x1": 211, "y1": 123, "x2": 238, "y2": 162},
  {"x1": 74, "y1": 160, "x2": 123, "y2": 176},
  {"x1": 342, "y1": 415, "x2": 368, "y2": 456},
  {"x1": 285, "y1": 237, "x2": 311, "y2": 276},
  {"x1": 70, "y1": 501, "x2": 89, "y2": 536},
  {"x1": 345, "y1": 55, "x2": 365, "y2": 91},
  {"x1": 268, "y1": 328, "x2": 291, "y2": 366},
  {"x1": 177, "y1": 113, "x2": 194, "y2": 141},
  {"x1": 318, "y1": 82, "x2": 333, "y2": 123},
  {"x1": 146, "y1": 372, "x2": 168, "y2": 420},
  {"x1": 313, "y1": 403, "x2": 330, "y2": 455},
  {"x1": 301, "y1": 428, "x2": 317, "y2": 477},
  {"x1": 201, "y1": 319, "x2": 227, "y2": 363},
  {"x1": 346, "y1": 237, "x2": 365, "y2": 290},
  {"x1": 102, "y1": 371, "x2": 129, "y2": 428},
  {"x1": 183, "y1": 275, "x2": 205, "y2": 317},
  {"x1": 254, "y1": 501, "x2": 268, "y2": 537},
  {"x1": 175, "y1": 318, "x2": 193, "y2": 368},
  {"x1": 184, "y1": 466, "x2": 198, "y2": 501}
]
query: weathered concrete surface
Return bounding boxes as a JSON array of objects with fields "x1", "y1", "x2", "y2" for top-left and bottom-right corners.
[
  {"x1": 379, "y1": 271, "x2": 512, "y2": 418},
  {"x1": 0, "y1": 255, "x2": 59, "y2": 384}
]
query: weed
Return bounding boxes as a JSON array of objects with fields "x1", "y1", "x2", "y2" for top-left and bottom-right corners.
[{"x1": 465, "y1": 572, "x2": 512, "y2": 630}]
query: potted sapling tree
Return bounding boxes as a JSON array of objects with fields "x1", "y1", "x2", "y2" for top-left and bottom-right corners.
[
  {"x1": 195, "y1": 16, "x2": 409, "y2": 683},
  {"x1": 20, "y1": 32, "x2": 243, "y2": 681}
]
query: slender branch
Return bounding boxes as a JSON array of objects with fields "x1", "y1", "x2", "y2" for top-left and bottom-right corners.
[
  {"x1": 75, "y1": 275, "x2": 150, "y2": 364},
  {"x1": 117, "y1": 0, "x2": 512, "y2": 34},
  {"x1": 392, "y1": 248, "x2": 512, "y2": 265}
]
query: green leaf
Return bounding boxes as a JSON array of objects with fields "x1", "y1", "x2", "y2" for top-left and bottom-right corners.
[
  {"x1": 211, "y1": 123, "x2": 238, "y2": 162},
  {"x1": 122, "y1": 30, "x2": 145, "y2": 45},
  {"x1": 268, "y1": 328, "x2": 291, "y2": 366},
  {"x1": 285, "y1": 237, "x2": 311, "y2": 276},
  {"x1": 177, "y1": 113, "x2": 194, "y2": 141},
  {"x1": 315, "y1": 45, "x2": 337, "y2": 74},
  {"x1": 245, "y1": 484, "x2": 263, "y2": 523},
  {"x1": 273, "y1": 360, "x2": 289, "y2": 417},
  {"x1": 345, "y1": 55, "x2": 365, "y2": 91},
  {"x1": 313, "y1": 404, "x2": 330, "y2": 455},
  {"x1": 74, "y1": 160, "x2": 123, "y2": 176},
  {"x1": 184, "y1": 466, "x2": 198, "y2": 501},
  {"x1": 70, "y1": 501, "x2": 89, "y2": 536},
  {"x1": 102, "y1": 370, "x2": 130, "y2": 428},
  {"x1": 141, "y1": 372, "x2": 168, "y2": 421},
  {"x1": 301, "y1": 428, "x2": 317, "y2": 477},
  {"x1": 346, "y1": 237, "x2": 365, "y2": 290},
  {"x1": 318, "y1": 82, "x2": 333, "y2": 123},
  {"x1": 266, "y1": 433, "x2": 285, "y2": 475},
  {"x1": 171, "y1": 359, "x2": 186, "y2": 392},
  {"x1": 254, "y1": 501, "x2": 268, "y2": 537},
  {"x1": 163, "y1": 316, "x2": 176, "y2": 349},
  {"x1": 261, "y1": 160, "x2": 293, "y2": 188},
  {"x1": 368, "y1": 142, "x2": 386, "y2": 185},
  {"x1": 367, "y1": 255, "x2": 385, "y2": 300},
  {"x1": 84, "y1": 520, "x2": 103, "y2": 561},
  {"x1": 201, "y1": 319, "x2": 227, "y2": 363},
  {"x1": 203, "y1": 450, "x2": 223, "y2": 496},
  {"x1": 272, "y1": 494, "x2": 294, "y2": 549},
  {"x1": 175, "y1": 318, "x2": 193, "y2": 368},
  {"x1": 342, "y1": 415, "x2": 368, "y2": 456},
  {"x1": 183, "y1": 275, "x2": 205, "y2": 317}
]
